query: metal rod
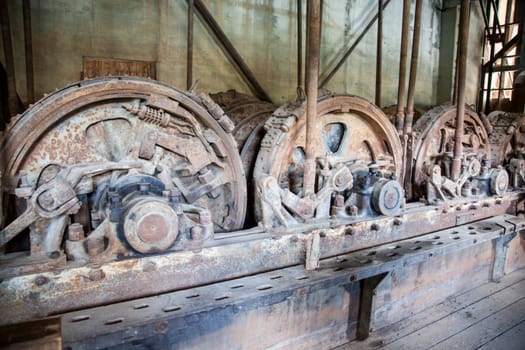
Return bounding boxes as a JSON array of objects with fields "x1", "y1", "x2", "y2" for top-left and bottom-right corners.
[
  {"x1": 23, "y1": 0, "x2": 34, "y2": 105},
  {"x1": 297, "y1": 0, "x2": 303, "y2": 92},
  {"x1": 482, "y1": 33, "x2": 520, "y2": 69},
  {"x1": 484, "y1": 0, "x2": 498, "y2": 114},
  {"x1": 451, "y1": 0, "x2": 471, "y2": 182},
  {"x1": 404, "y1": 0, "x2": 423, "y2": 135},
  {"x1": 395, "y1": 0, "x2": 411, "y2": 133},
  {"x1": 193, "y1": 0, "x2": 273, "y2": 103},
  {"x1": 319, "y1": 0, "x2": 391, "y2": 88},
  {"x1": 0, "y1": 0, "x2": 18, "y2": 116},
  {"x1": 478, "y1": 0, "x2": 491, "y2": 30},
  {"x1": 375, "y1": 0, "x2": 383, "y2": 107},
  {"x1": 303, "y1": 0, "x2": 322, "y2": 197},
  {"x1": 187, "y1": 0, "x2": 194, "y2": 90}
]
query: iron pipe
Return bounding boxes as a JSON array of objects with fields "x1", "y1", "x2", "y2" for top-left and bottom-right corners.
[
  {"x1": 451, "y1": 0, "x2": 471, "y2": 181},
  {"x1": 375, "y1": 0, "x2": 383, "y2": 107},
  {"x1": 404, "y1": 0, "x2": 423, "y2": 135},
  {"x1": 297, "y1": 0, "x2": 303, "y2": 92},
  {"x1": 23, "y1": 0, "x2": 34, "y2": 105},
  {"x1": 395, "y1": 0, "x2": 411, "y2": 133},
  {"x1": 0, "y1": 0, "x2": 18, "y2": 116},
  {"x1": 187, "y1": 0, "x2": 194, "y2": 90},
  {"x1": 303, "y1": 0, "x2": 322, "y2": 196}
]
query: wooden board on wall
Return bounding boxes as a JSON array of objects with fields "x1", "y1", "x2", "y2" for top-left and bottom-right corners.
[{"x1": 82, "y1": 57, "x2": 156, "y2": 79}]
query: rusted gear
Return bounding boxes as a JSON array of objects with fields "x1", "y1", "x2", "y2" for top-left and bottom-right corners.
[
  {"x1": 488, "y1": 111, "x2": 525, "y2": 188},
  {"x1": 210, "y1": 90, "x2": 276, "y2": 169},
  {"x1": 1, "y1": 77, "x2": 246, "y2": 259},
  {"x1": 210, "y1": 90, "x2": 276, "y2": 227},
  {"x1": 410, "y1": 104, "x2": 491, "y2": 200},
  {"x1": 488, "y1": 111, "x2": 525, "y2": 167},
  {"x1": 253, "y1": 95, "x2": 403, "y2": 224}
]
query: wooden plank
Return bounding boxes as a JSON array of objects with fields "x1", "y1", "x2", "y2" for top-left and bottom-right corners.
[
  {"x1": 339, "y1": 268, "x2": 525, "y2": 349},
  {"x1": 383, "y1": 281, "x2": 525, "y2": 350},
  {"x1": 82, "y1": 57, "x2": 156, "y2": 79},
  {"x1": 428, "y1": 298, "x2": 525, "y2": 350},
  {"x1": 477, "y1": 319, "x2": 525, "y2": 350}
]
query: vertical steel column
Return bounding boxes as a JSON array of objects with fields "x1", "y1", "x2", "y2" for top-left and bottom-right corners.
[
  {"x1": 303, "y1": 0, "x2": 322, "y2": 197},
  {"x1": 375, "y1": 0, "x2": 383, "y2": 107},
  {"x1": 297, "y1": 0, "x2": 303, "y2": 93},
  {"x1": 0, "y1": 0, "x2": 18, "y2": 116},
  {"x1": 187, "y1": 0, "x2": 194, "y2": 90},
  {"x1": 395, "y1": 0, "x2": 411, "y2": 133},
  {"x1": 404, "y1": 0, "x2": 423, "y2": 135},
  {"x1": 23, "y1": 0, "x2": 34, "y2": 105},
  {"x1": 452, "y1": 0, "x2": 471, "y2": 181}
]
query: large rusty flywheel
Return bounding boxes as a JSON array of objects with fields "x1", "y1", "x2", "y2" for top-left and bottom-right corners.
[
  {"x1": 488, "y1": 111, "x2": 525, "y2": 187},
  {"x1": 0, "y1": 77, "x2": 246, "y2": 261},
  {"x1": 410, "y1": 104, "x2": 499, "y2": 202},
  {"x1": 210, "y1": 90, "x2": 276, "y2": 226},
  {"x1": 253, "y1": 95, "x2": 403, "y2": 229}
]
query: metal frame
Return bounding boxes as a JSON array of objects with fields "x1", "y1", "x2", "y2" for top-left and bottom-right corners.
[
  {"x1": 59, "y1": 214, "x2": 524, "y2": 348},
  {"x1": 0, "y1": 192, "x2": 520, "y2": 326}
]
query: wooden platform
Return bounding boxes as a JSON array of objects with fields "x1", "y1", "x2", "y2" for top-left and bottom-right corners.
[{"x1": 338, "y1": 267, "x2": 525, "y2": 350}]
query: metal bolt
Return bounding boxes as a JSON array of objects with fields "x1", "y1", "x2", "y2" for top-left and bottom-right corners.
[
  {"x1": 88, "y1": 269, "x2": 105, "y2": 281},
  {"x1": 371, "y1": 223, "x2": 380, "y2": 231},
  {"x1": 335, "y1": 194, "x2": 344, "y2": 207},
  {"x1": 34, "y1": 275, "x2": 49, "y2": 286},
  {"x1": 199, "y1": 211, "x2": 212, "y2": 225},
  {"x1": 139, "y1": 183, "x2": 150, "y2": 194},
  {"x1": 191, "y1": 226, "x2": 203, "y2": 241},
  {"x1": 38, "y1": 191, "x2": 54, "y2": 208},
  {"x1": 49, "y1": 251, "x2": 61, "y2": 259},
  {"x1": 68, "y1": 223, "x2": 84, "y2": 241}
]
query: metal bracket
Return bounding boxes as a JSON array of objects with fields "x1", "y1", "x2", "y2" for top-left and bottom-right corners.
[{"x1": 491, "y1": 216, "x2": 524, "y2": 282}]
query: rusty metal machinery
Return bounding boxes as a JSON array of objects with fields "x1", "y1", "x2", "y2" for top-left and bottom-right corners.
[
  {"x1": 254, "y1": 94, "x2": 404, "y2": 231},
  {"x1": 488, "y1": 111, "x2": 525, "y2": 188},
  {"x1": 0, "y1": 77, "x2": 246, "y2": 271},
  {"x1": 210, "y1": 89, "x2": 276, "y2": 172},
  {"x1": 210, "y1": 89, "x2": 276, "y2": 226},
  {"x1": 0, "y1": 78, "x2": 523, "y2": 330},
  {"x1": 409, "y1": 104, "x2": 508, "y2": 203}
]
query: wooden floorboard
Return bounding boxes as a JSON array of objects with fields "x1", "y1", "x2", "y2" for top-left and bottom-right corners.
[
  {"x1": 476, "y1": 319, "x2": 525, "y2": 350},
  {"x1": 338, "y1": 268, "x2": 525, "y2": 350}
]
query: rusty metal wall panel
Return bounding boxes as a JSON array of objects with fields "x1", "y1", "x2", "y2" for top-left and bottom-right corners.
[{"x1": 82, "y1": 57, "x2": 156, "y2": 79}]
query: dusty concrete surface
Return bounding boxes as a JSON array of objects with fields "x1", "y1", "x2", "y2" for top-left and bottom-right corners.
[{"x1": 1, "y1": 0, "x2": 483, "y2": 108}]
